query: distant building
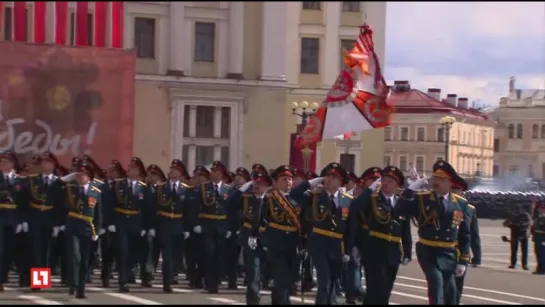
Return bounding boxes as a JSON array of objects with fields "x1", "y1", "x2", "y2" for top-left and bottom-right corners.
[
  {"x1": 489, "y1": 77, "x2": 545, "y2": 180},
  {"x1": 384, "y1": 81, "x2": 496, "y2": 178}
]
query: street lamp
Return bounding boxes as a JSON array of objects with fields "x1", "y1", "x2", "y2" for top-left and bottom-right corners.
[
  {"x1": 439, "y1": 115, "x2": 456, "y2": 163},
  {"x1": 291, "y1": 101, "x2": 320, "y2": 171}
]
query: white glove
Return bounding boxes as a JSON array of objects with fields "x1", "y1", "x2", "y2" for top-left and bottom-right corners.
[
  {"x1": 98, "y1": 229, "x2": 106, "y2": 235},
  {"x1": 59, "y1": 225, "x2": 66, "y2": 232},
  {"x1": 193, "y1": 225, "x2": 202, "y2": 234},
  {"x1": 22, "y1": 222, "x2": 29, "y2": 233},
  {"x1": 140, "y1": 230, "x2": 146, "y2": 237},
  {"x1": 52, "y1": 227, "x2": 60, "y2": 238},
  {"x1": 342, "y1": 254, "x2": 350, "y2": 263},
  {"x1": 408, "y1": 177, "x2": 429, "y2": 191},
  {"x1": 15, "y1": 224, "x2": 23, "y2": 234},
  {"x1": 309, "y1": 177, "x2": 324, "y2": 188},
  {"x1": 92, "y1": 235, "x2": 99, "y2": 242},
  {"x1": 351, "y1": 247, "x2": 360, "y2": 262},
  {"x1": 148, "y1": 229, "x2": 156, "y2": 237},
  {"x1": 226, "y1": 231, "x2": 232, "y2": 239},
  {"x1": 298, "y1": 249, "x2": 307, "y2": 258},
  {"x1": 236, "y1": 230, "x2": 240, "y2": 235},
  {"x1": 247, "y1": 237, "x2": 257, "y2": 250},
  {"x1": 368, "y1": 178, "x2": 381, "y2": 191},
  {"x1": 60, "y1": 172, "x2": 77, "y2": 183},
  {"x1": 183, "y1": 232, "x2": 190, "y2": 239},
  {"x1": 455, "y1": 264, "x2": 467, "y2": 277},
  {"x1": 401, "y1": 258, "x2": 410, "y2": 266},
  {"x1": 107, "y1": 225, "x2": 116, "y2": 232},
  {"x1": 239, "y1": 181, "x2": 253, "y2": 193}
]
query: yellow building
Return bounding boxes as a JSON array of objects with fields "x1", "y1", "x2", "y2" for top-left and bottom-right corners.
[
  {"x1": 126, "y1": 1, "x2": 386, "y2": 172},
  {"x1": 384, "y1": 81, "x2": 496, "y2": 178},
  {"x1": 489, "y1": 77, "x2": 545, "y2": 179}
]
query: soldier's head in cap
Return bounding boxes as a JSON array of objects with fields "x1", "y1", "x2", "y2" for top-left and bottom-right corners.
[
  {"x1": 18, "y1": 163, "x2": 30, "y2": 176},
  {"x1": 128, "y1": 156, "x2": 146, "y2": 180},
  {"x1": 271, "y1": 165, "x2": 294, "y2": 193},
  {"x1": 320, "y1": 162, "x2": 347, "y2": 192},
  {"x1": 306, "y1": 171, "x2": 319, "y2": 180},
  {"x1": 108, "y1": 159, "x2": 126, "y2": 179},
  {"x1": 431, "y1": 160, "x2": 459, "y2": 195},
  {"x1": 381, "y1": 166, "x2": 404, "y2": 195},
  {"x1": 210, "y1": 160, "x2": 227, "y2": 183},
  {"x1": 193, "y1": 165, "x2": 211, "y2": 184},
  {"x1": 77, "y1": 162, "x2": 94, "y2": 185},
  {"x1": 30, "y1": 154, "x2": 43, "y2": 174},
  {"x1": 41, "y1": 152, "x2": 58, "y2": 175},
  {"x1": 360, "y1": 167, "x2": 382, "y2": 189},
  {"x1": 251, "y1": 164, "x2": 268, "y2": 177},
  {"x1": 83, "y1": 155, "x2": 101, "y2": 174},
  {"x1": 234, "y1": 167, "x2": 250, "y2": 187},
  {"x1": 293, "y1": 168, "x2": 307, "y2": 186},
  {"x1": 226, "y1": 172, "x2": 236, "y2": 185},
  {"x1": 169, "y1": 159, "x2": 187, "y2": 181},
  {"x1": 345, "y1": 171, "x2": 359, "y2": 192},
  {"x1": 71, "y1": 156, "x2": 83, "y2": 172},
  {"x1": 451, "y1": 175, "x2": 468, "y2": 196},
  {"x1": 252, "y1": 171, "x2": 272, "y2": 195},
  {"x1": 147, "y1": 164, "x2": 167, "y2": 184},
  {"x1": 55, "y1": 165, "x2": 69, "y2": 177},
  {"x1": 0, "y1": 151, "x2": 19, "y2": 173}
]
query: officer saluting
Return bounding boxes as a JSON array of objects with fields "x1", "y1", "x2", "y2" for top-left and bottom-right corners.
[
  {"x1": 348, "y1": 166, "x2": 412, "y2": 305},
  {"x1": 154, "y1": 159, "x2": 193, "y2": 292},
  {"x1": 63, "y1": 162, "x2": 102, "y2": 299},
  {"x1": 397, "y1": 160, "x2": 471, "y2": 305}
]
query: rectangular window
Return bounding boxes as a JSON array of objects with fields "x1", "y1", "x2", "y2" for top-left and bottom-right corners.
[
  {"x1": 384, "y1": 127, "x2": 392, "y2": 141},
  {"x1": 194, "y1": 22, "x2": 215, "y2": 62},
  {"x1": 383, "y1": 155, "x2": 391, "y2": 166},
  {"x1": 195, "y1": 146, "x2": 214, "y2": 167},
  {"x1": 437, "y1": 127, "x2": 445, "y2": 142},
  {"x1": 134, "y1": 17, "x2": 156, "y2": 58},
  {"x1": 220, "y1": 107, "x2": 230, "y2": 139},
  {"x1": 342, "y1": 2, "x2": 360, "y2": 12},
  {"x1": 195, "y1": 106, "x2": 214, "y2": 138},
  {"x1": 3, "y1": 7, "x2": 12, "y2": 41},
  {"x1": 400, "y1": 127, "x2": 409, "y2": 141},
  {"x1": 416, "y1": 127, "x2": 425, "y2": 142},
  {"x1": 399, "y1": 156, "x2": 408, "y2": 171},
  {"x1": 183, "y1": 105, "x2": 191, "y2": 137},
  {"x1": 416, "y1": 156, "x2": 424, "y2": 172},
  {"x1": 340, "y1": 39, "x2": 356, "y2": 69},
  {"x1": 340, "y1": 153, "x2": 355, "y2": 172},
  {"x1": 493, "y1": 138, "x2": 500, "y2": 152},
  {"x1": 221, "y1": 146, "x2": 230, "y2": 169},
  {"x1": 182, "y1": 145, "x2": 189, "y2": 165},
  {"x1": 302, "y1": 2, "x2": 321, "y2": 10},
  {"x1": 300, "y1": 37, "x2": 320, "y2": 74}
]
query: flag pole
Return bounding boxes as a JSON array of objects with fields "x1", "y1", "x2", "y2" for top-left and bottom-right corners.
[{"x1": 301, "y1": 146, "x2": 313, "y2": 173}]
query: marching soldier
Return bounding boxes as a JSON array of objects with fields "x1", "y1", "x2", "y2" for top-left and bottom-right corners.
[
  {"x1": 63, "y1": 163, "x2": 102, "y2": 299},
  {"x1": 154, "y1": 159, "x2": 194, "y2": 292},
  {"x1": 193, "y1": 161, "x2": 235, "y2": 293},
  {"x1": 345, "y1": 171, "x2": 358, "y2": 195},
  {"x1": 503, "y1": 204, "x2": 531, "y2": 270},
  {"x1": 532, "y1": 200, "x2": 545, "y2": 275},
  {"x1": 28, "y1": 152, "x2": 63, "y2": 291},
  {"x1": 50, "y1": 165, "x2": 72, "y2": 285},
  {"x1": 0, "y1": 151, "x2": 29, "y2": 291},
  {"x1": 146, "y1": 164, "x2": 166, "y2": 279},
  {"x1": 348, "y1": 166, "x2": 412, "y2": 305},
  {"x1": 397, "y1": 160, "x2": 472, "y2": 305},
  {"x1": 451, "y1": 175, "x2": 481, "y2": 305},
  {"x1": 290, "y1": 162, "x2": 353, "y2": 305},
  {"x1": 259, "y1": 165, "x2": 301, "y2": 305},
  {"x1": 251, "y1": 164, "x2": 272, "y2": 289},
  {"x1": 108, "y1": 157, "x2": 152, "y2": 292}
]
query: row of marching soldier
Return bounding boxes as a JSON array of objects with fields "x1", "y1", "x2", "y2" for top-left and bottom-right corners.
[{"x1": 4, "y1": 149, "x2": 538, "y2": 305}]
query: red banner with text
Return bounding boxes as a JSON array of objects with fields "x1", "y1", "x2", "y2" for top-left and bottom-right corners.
[{"x1": 0, "y1": 41, "x2": 136, "y2": 167}]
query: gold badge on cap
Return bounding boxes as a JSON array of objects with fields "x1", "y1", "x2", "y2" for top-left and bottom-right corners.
[
  {"x1": 439, "y1": 162, "x2": 444, "y2": 166},
  {"x1": 390, "y1": 167, "x2": 395, "y2": 171}
]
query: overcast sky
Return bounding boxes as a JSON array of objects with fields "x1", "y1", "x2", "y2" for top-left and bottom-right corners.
[{"x1": 384, "y1": 2, "x2": 545, "y2": 106}]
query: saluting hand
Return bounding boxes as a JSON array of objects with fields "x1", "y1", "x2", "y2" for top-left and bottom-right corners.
[
  {"x1": 140, "y1": 230, "x2": 147, "y2": 237},
  {"x1": 225, "y1": 231, "x2": 232, "y2": 239},
  {"x1": 92, "y1": 235, "x2": 99, "y2": 242},
  {"x1": 183, "y1": 232, "x2": 190, "y2": 239}
]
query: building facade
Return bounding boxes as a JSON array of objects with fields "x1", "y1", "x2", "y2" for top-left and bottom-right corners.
[
  {"x1": 384, "y1": 81, "x2": 495, "y2": 178},
  {"x1": 489, "y1": 77, "x2": 545, "y2": 180}
]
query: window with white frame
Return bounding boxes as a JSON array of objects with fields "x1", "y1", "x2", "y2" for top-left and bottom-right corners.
[
  {"x1": 399, "y1": 155, "x2": 408, "y2": 171},
  {"x1": 383, "y1": 155, "x2": 391, "y2": 166},
  {"x1": 400, "y1": 127, "x2": 409, "y2": 141},
  {"x1": 416, "y1": 127, "x2": 425, "y2": 142},
  {"x1": 437, "y1": 127, "x2": 445, "y2": 142},
  {"x1": 415, "y1": 156, "x2": 424, "y2": 172},
  {"x1": 384, "y1": 127, "x2": 392, "y2": 141}
]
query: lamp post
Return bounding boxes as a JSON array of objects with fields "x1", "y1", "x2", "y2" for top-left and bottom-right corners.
[
  {"x1": 439, "y1": 116, "x2": 456, "y2": 163},
  {"x1": 291, "y1": 101, "x2": 319, "y2": 171}
]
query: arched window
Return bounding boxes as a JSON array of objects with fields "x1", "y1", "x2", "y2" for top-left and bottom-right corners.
[
  {"x1": 508, "y1": 124, "x2": 515, "y2": 139},
  {"x1": 532, "y1": 124, "x2": 539, "y2": 139},
  {"x1": 516, "y1": 124, "x2": 523, "y2": 139}
]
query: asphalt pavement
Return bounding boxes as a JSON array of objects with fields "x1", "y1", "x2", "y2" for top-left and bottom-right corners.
[{"x1": 2, "y1": 219, "x2": 544, "y2": 305}]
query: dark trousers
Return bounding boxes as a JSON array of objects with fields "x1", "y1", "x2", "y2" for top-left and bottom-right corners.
[
  {"x1": 243, "y1": 247, "x2": 264, "y2": 304},
  {"x1": 66, "y1": 232, "x2": 92, "y2": 295},
  {"x1": 15, "y1": 232, "x2": 31, "y2": 287},
  {"x1": 100, "y1": 231, "x2": 115, "y2": 282},
  {"x1": 365, "y1": 259, "x2": 399, "y2": 305},
  {"x1": 114, "y1": 230, "x2": 141, "y2": 286},
  {"x1": 455, "y1": 270, "x2": 466, "y2": 305},
  {"x1": 314, "y1": 253, "x2": 342, "y2": 305},
  {"x1": 510, "y1": 237, "x2": 529, "y2": 267},
  {"x1": 159, "y1": 231, "x2": 184, "y2": 288},
  {"x1": 342, "y1": 257, "x2": 364, "y2": 300},
  {"x1": 152, "y1": 236, "x2": 161, "y2": 272},
  {"x1": 186, "y1": 233, "x2": 204, "y2": 287},
  {"x1": 203, "y1": 232, "x2": 226, "y2": 291},
  {"x1": 49, "y1": 231, "x2": 68, "y2": 283},
  {"x1": 535, "y1": 236, "x2": 545, "y2": 273},
  {"x1": 88, "y1": 241, "x2": 100, "y2": 278},
  {"x1": 138, "y1": 235, "x2": 153, "y2": 283},
  {"x1": 30, "y1": 224, "x2": 53, "y2": 269},
  {"x1": 269, "y1": 248, "x2": 297, "y2": 305},
  {"x1": 225, "y1": 234, "x2": 240, "y2": 286},
  {"x1": 0, "y1": 225, "x2": 16, "y2": 284},
  {"x1": 418, "y1": 260, "x2": 456, "y2": 305}
]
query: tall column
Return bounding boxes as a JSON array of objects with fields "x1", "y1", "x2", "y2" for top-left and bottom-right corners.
[
  {"x1": 285, "y1": 2, "x2": 300, "y2": 87},
  {"x1": 260, "y1": 2, "x2": 287, "y2": 82},
  {"x1": 157, "y1": 16, "x2": 169, "y2": 74},
  {"x1": 227, "y1": 2, "x2": 244, "y2": 79},
  {"x1": 213, "y1": 107, "x2": 222, "y2": 138},
  {"x1": 167, "y1": 3, "x2": 186, "y2": 76},
  {"x1": 189, "y1": 106, "x2": 197, "y2": 137},
  {"x1": 188, "y1": 145, "x2": 197, "y2": 172},
  {"x1": 45, "y1": 2, "x2": 56, "y2": 43},
  {"x1": 217, "y1": 19, "x2": 228, "y2": 78},
  {"x1": 181, "y1": 19, "x2": 193, "y2": 76},
  {"x1": 322, "y1": 2, "x2": 341, "y2": 88}
]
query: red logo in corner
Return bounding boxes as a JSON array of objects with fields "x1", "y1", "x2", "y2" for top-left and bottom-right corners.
[{"x1": 30, "y1": 268, "x2": 51, "y2": 289}]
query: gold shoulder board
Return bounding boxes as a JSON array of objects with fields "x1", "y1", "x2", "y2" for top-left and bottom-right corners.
[
  {"x1": 417, "y1": 191, "x2": 431, "y2": 195},
  {"x1": 468, "y1": 204, "x2": 475, "y2": 210},
  {"x1": 341, "y1": 192, "x2": 353, "y2": 199},
  {"x1": 29, "y1": 174, "x2": 38, "y2": 178},
  {"x1": 454, "y1": 194, "x2": 467, "y2": 201},
  {"x1": 181, "y1": 183, "x2": 194, "y2": 189},
  {"x1": 91, "y1": 186, "x2": 102, "y2": 193},
  {"x1": 93, "y1": 178, "x2": 104, "y2": 184},
  {"x1": 157, "y1": 182, "x2": 166, "y2": 186},
  {"x1": 114, "y1": 178, "x2": 124, "y2": 182},
  {"x1": 138, "y1": 181, "x2": 147, "y2": 186}
]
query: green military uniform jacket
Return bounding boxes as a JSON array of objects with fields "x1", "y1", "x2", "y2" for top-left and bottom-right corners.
[
  {"x1": 111, "y1": 178, "x2": 152, "y2": 233},
  {"x1": 195, "y1": 181, "x2": 235, "y2": 235},
  {"x1": 0, "y1": 173, "x2": 29, "y2": 226},
  {"x1": 27, "y1": 174, "x2": 64, "y2": 228},
  {"x1": 153, "y1": 181, "x2": 194, "y2": 235},
  {"x1": 64, "y1": 181, "x2": 102, "y2": 237}
]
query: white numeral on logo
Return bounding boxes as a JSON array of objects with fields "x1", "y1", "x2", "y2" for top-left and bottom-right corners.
[{"x1": 32, "y1": 270, "x2": 49, "y2": 286}]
